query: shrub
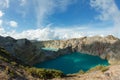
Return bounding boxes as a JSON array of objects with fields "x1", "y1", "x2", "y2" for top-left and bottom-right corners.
[
  {"x1": 79, "y1": 70, "x2": 85, "y2": 74},
  {"x1": 88, "y1": 65, "x2": 109, "y2": 72},
  {"x1": 101, "y1": 66, "x2": 109, "y2": 72},
  {"x1": 0, "y1": 56, "x2": 8, "y2": 62},
  {"x1": 26, "y1": 67, "x2": 64, "y2": 79},
  {"x1": 10, "y1": 62, "x2": 17, "y2": 66}
]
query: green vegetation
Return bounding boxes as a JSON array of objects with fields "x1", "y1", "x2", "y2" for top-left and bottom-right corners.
[
  {"x1": 0, "y1": 47, "x2": 65, "y2": 79},
  {"x1": 0, "y1": 47, "x2": 27, "y2": 66},
  {"x1": 5, "y1": 66, "x2": 18, "y2": 78},
  {"x1": 1, "y1": 46, "x2": 109, "y2": 79},
  {"x1": 26, "y1": 67, "x2": 64, "y2": 79},
  {"x1": 0, "y1": 47, "x2": 10, "y2": 62},
  {"x1": 87, "y1": 65, "x2": 109, "y2": 72},
  {"x1": 78, "y1": 70, "x2": 85, "y2": 74},
  {"x1": 10, "y1": 62, "x2": 17, "y2": 66}
]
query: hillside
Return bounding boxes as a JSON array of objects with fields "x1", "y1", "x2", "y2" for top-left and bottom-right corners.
[
  {"x1": 0, "y1": 47, "x2": 64, "y2": 80},
  {"x1": 0, "y1": 35, "x2": 120, "y2": 79},
  {"x1": 0, "y1": 35, "x2": 120, "y2": 65},
  {"x1": 0, "y1": 46, "x2": 120, "y2": 80},
  {"x1": 53, "y1": 64, "x2": 120, "y2": 80},
  {"x1": 34, "y1": 35, "x2": 120, "y2": 65}
]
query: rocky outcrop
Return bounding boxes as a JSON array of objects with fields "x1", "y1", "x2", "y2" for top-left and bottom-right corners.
[
  {"x1": 0, "y1": 36, "x2": 73, "y2": 65},
  {"x1": 1, "y1": 40, "x2": 120, "y2": 80},
  {"x1": 0, "y1": 48, "x2": 64, "y2": 80},
  {"x1": 34, "y1": 35, "x2": 120, "y2": 64},
  {"x1": 0, "y1": 36, "x2": 44, "y2": 65},
  {"x1": 0, "y1": 35, "x2": 120, "y2": 65}
]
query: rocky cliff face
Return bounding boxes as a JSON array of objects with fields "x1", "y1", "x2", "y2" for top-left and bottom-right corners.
[
  {"x1": 0, "y1": 36, "x2": 45, "y2": 65},
  {"x1": 1, "y1": 39, "x2": 120, "y2": 80},
  {"x1": 0, "y1": 36, "x2": 73, "y2": 65},
  {"x1": 34, "y1": 35, "x2": 120, "y2": 64},
  {"x1": 0, "y1": 35, "x2": 120, "y2": 65}
]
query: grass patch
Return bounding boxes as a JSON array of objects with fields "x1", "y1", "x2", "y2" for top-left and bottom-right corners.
[
  {"x1": 0, "y1": 47, "x2": 65, "y2": 79},
  {"x1": 88, "y1": 65, "x2": 109, "y2": 72},
  {"x1": 26, "y1": 67, "x2": 64, "y2": 79},
  {"x1": 78, "y1": 70, "x2": 85, "y2": 74}
]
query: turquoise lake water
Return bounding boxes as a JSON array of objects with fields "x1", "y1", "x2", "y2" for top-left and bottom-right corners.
[
  {"x1": 42, "y1": 47, "x2": 58, "y2": 52},
  {"x1": 35, "y1": 52, "x2": 109, "y2": 74}
]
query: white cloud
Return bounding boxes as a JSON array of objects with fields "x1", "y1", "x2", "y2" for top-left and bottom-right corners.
[
  {"x1": 33, "y1": 0, "x2": 77, "y2": 27},
  {"x1": 0, "y1": 11, "x2": 4, "y2": 17},
  {"x1": 0, "y1": 20, "x2": 5, "y2": 35},
  {"x1": 0, "y1": 27, "x2": 5, "y2": 33},
  {"x1": 90, "y1": 0, "x2": 120, "y2": 37},
  {"x1": 0, "y1": 20, "x2": 3, "y2": 26},
  {"x1": 0, "y1": 24, "x2": 112, "y2": 41},
  {"x1": 13, "y1": 28, "x2": 56, "y2": 40},
  {"x1": 9, "y1": 21, "x2": 18, "y2": 28},
  {"x1": 56, "y1": 0, "x2": 77, "y2": 12},
  {"x1": 0, "y1": 22, "x2": 113, "y2": 40},
  {"x1": 20, "y1": 0, "x2": 27, "y2": 6},
  {"x1": 90, "y1": 0, "x2": 120, "y2": 21},
  {"x1": 7, "y1": 27, "x2": 84, "y2": 40},
  {"x1": 0, "y1": 0, "x2": 77, "y2": 28},
  {"x1": 0, "y1": 0, "x2": 118, "y2": 40},
  {"x1": 0, "y1": 0, "x2": 9, "y2": 9}
]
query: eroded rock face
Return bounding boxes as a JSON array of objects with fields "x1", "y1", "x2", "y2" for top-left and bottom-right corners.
[
  {"x1": 0, "y1": 35, "x2": 120, "y2": 65},
  {"x1": 35, "y1": 35, "x2": 120, "y2": 64},
  {"x1": 0, "y1": 36, "x2": 44, "y2": 65}
]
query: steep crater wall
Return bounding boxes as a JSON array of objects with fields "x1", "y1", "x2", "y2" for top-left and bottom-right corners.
[
  {"x1": 0, "y1": 35, "x2": 120, "y2": 65},
  {"x1": 34, "y1": 35, "x2": 120, "y2": 65}
]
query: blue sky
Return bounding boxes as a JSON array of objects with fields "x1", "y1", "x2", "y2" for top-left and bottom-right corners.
[{"x1": 0, "y1": 0, "x2": 120, "y2": 40}]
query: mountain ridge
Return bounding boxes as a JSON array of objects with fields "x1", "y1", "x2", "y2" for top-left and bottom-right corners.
[
  {"x1": 0, "y1": 35, "x2": 120, "y2": 65},
  {"x1": 0, "y1": 35, "x2": 120, "y2": 79}
]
